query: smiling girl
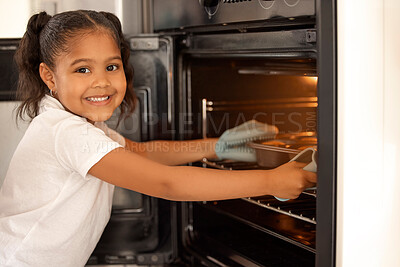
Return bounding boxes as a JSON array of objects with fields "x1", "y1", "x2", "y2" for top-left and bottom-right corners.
[{"x1": 0, "y1": 10, "x2": 316, "y2": 266}]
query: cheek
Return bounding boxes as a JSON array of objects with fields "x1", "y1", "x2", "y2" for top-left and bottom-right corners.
[
  {"x1": 55, "y1": 75, "x2": 78, "y2": 93},
  {"x1": 55, "y1": 78, "x2": 85, "y2": 107},
  {"x1": 118, "y1": 82, "x2": 127, "y2": 104},
  {"x1": 116, "y1": 74, "x2": 127, "y2": 94}
]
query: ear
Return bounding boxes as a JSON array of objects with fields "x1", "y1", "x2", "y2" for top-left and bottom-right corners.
[{"x1": 39, "y1": 63, "x2": 56, "y2": 91}]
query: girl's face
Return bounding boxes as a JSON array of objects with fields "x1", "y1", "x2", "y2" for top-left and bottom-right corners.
[{"x1": 49, "y1": 30, "x2": 126, "y2": 123}]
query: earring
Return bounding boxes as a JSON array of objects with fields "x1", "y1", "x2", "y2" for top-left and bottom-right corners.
[{"x1": 49, "y1": 90, "x2": 57, "y2": 97}]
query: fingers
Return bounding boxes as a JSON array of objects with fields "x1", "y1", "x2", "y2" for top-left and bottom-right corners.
[
  {"x1": 304, "y1": 171, "x2": 317, "y2": 186},
  {"x1": 306, "y1": 171, "x2": 317, "y2": 183},
  {"x1": 289, "y1": 160, "x2": 318, "y2": 186},
  {"x1": 290, "y1": 161, "x2": 308, "y2": 168},
  {"x1": 298, "y1": 168, "x2": 317, "y2": 190}
]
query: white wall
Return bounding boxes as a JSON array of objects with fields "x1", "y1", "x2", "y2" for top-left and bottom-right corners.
[
  {"x1": 29, "y1": 0, "x2": 142, "y2": 35},
  {"x1": 0, "y1": 0, "x2": 122, "y2": 38},
  {"x1": 381, "y1": 0, "x2": 400, "y2": 265},
  {"x1": 337, "y1": 0, "x2": 400, "y2": 266},
  {"x1": 30, "y1": 0, "x2": 117, "y2": 15},
  {"x1": 0, "y1": 0, "x2": 31, "y2": 38}
]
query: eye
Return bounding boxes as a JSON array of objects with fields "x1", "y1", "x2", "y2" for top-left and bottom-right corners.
[
  {"x1": 76, "y1": 67, "x2": 90, "y2": 74},
  {"x1": 106, "y1": 65, "x2": 118, "y2": 71}
]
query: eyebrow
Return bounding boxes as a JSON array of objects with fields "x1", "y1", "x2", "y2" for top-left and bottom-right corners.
[{"x1": 70, "y1": 56, "x2": 122, "y2": 66}]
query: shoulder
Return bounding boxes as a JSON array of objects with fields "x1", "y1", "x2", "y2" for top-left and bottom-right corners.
[
  {"x1": 54, "y1": 116, "x2": 105, "y2": 141},
  {"x1": 94, "y1": 122, "x2": 126, "y2": 147},
  {"x1": 27, "y1": 108, "x2": 109, "y2": 152},
  {"x1": 49, "y1": 116, "x2": 122, "y2": 178},
  {"x1": 34, "y1": 95, "x2": 88, "y2": 129}
]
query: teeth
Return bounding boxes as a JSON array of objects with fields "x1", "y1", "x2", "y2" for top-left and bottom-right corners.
[{"x1": 86, "y1": 96, "x2": 110, "y2": 102}]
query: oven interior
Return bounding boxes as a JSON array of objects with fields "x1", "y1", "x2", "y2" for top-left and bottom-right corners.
[
  {"x1": 183, "y1": 56, "x2": 317, "y2": 138},
  {"x1": 179, "y1": 53, "x2": 318, "y2": 266}
]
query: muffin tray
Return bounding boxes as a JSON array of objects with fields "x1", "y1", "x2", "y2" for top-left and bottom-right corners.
[{"x1": 248, "y1": 132, "x2": 317, "y2": 168}]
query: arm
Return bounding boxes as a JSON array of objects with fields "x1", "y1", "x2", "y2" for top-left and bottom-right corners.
[
  {"x1": 89, "y1": 147, "x2": 317, "y2": 201},
  {"x1": 124, "y1": 138, "x2": 218, "y2": 166}
]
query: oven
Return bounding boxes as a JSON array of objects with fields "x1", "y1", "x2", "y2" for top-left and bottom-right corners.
[
  {"x1": 89, "y1": 0, "x2": 336, "y2": 266},
  {"x1": 176, "y1": 29, "x2": 319, "y2": 266}
]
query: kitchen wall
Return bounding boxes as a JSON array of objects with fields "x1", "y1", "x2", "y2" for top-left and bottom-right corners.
[
  {"x1": 0, "y1": 0, "x2": 143, "y2": 38},
  {"x1": 30, "y1": 0, "x2": 143, "y2": 36},
  {"x1": 0, "y1": 0, "x2": 31, "y2": 38},
  {"x1": 337, "y1": 0, "x2": 400, "y2": 266}
]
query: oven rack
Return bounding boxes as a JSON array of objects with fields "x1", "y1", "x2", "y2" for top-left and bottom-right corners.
[
  {"x1": 243, "y1": 196, "x2": 316, "y2": 224},
  {"x1": 201, "y1": 158, "x2": 317, "y2": 224}
]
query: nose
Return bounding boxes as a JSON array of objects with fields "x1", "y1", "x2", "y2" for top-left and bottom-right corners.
[{"x1": 91, "y1": 72, "x2": 111, "y2": 88}]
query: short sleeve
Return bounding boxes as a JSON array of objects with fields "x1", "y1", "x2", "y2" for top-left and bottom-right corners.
[
  {"x1": 54, "y1": 117, "x2": 123, "y2": 179},
  {"x1": 94, "y1": 121, "x2": 126, "y2": 147}
]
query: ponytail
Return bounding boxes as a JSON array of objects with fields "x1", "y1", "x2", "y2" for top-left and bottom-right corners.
[{"x1": 15, "y1": 12, "x2": 51, "y2": 121}]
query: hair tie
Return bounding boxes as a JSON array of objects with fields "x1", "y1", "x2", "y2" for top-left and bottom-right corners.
[{"x1": 29, "y1": 11, "x2": 51, "y2": 35}]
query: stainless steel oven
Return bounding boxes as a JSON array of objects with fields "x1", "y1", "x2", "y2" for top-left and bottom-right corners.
[{"x1": 89, "y1": 0, "x2": 337, "y2": 266}]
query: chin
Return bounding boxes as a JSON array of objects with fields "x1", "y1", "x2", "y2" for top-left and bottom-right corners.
[{"x1": 88, "y1": 113, "x2": 113, "y2": 123}]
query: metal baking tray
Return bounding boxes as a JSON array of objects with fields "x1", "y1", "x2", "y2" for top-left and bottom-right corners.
[{"x1": 248, "y1": 132, "x2": 317, "y2": 168}]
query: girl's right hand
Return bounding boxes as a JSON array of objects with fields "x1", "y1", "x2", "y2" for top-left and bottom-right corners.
[{"x1": 268, "y1": 161, "x2": 317, "y2": 200}]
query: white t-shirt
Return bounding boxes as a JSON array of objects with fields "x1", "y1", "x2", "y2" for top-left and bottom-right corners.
[{"x1": 0, "y1": 95, "x2": 126, "y2": 267}]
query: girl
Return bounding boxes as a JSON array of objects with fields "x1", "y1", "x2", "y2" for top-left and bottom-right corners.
[{"x1": 0, "y1": 10, "x2": 316, "y2": 267}]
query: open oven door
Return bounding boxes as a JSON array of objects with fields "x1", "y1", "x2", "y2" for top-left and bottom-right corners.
[{"x1": 87, "y1": 35, "x2": 179, "y2": 266}]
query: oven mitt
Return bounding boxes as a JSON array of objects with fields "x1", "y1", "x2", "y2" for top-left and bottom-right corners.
[
  {"x1": 215, "y1": 146, "x2": 258, "y2": 162},
  {"x1": 275, "y1": 147, "x2": 317, "y2": 201},
  {"x1": 215, "y1": 120, "x2": 278, "y2": 162}
]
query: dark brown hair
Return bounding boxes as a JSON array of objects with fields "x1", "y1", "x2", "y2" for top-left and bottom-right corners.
[{"x1": 14, "y1": 10, "x2": 136, "y2": 124}]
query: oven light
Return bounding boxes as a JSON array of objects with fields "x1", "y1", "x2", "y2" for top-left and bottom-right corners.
[
  {"x1": 305, "y1": 76, "x2": 318, "y2": 82},
  {"x1": 238, "y1": 69, "x2": 317, "y2": 76}
]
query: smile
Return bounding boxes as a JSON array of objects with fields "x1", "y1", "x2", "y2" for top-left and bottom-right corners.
[{"x1": 86, "y1": 96, "x2": 110, "y2": 102}]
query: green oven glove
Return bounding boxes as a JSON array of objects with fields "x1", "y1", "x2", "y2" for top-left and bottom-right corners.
[{"x1": 215, "y1": 120, "x2": 278, "y2": 162}]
